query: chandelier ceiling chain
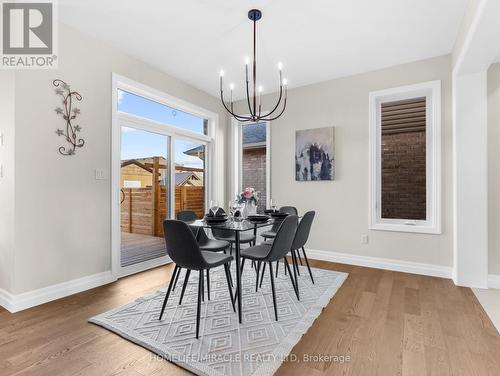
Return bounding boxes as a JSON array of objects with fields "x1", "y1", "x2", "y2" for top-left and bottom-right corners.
[{"x1": 219, "y1": 9, "x2": 288, "y2": 122}]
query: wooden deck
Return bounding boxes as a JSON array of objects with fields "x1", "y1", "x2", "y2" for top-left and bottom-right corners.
[{"x1": 120, "y1": 232, "x2": 166, "y2": 267}]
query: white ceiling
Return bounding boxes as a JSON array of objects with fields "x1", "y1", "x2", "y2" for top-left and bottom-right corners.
[{"x1": 59, "y1": 0, "x2": 468, "y2": 99}]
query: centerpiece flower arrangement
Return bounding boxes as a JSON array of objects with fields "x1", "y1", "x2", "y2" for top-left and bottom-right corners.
[
  {"x1": 237, "y1": 187, "x2": 259, "y2": 218},
  {"x1": 238, "y1": 187, "x2": 259, "y2": 204}
]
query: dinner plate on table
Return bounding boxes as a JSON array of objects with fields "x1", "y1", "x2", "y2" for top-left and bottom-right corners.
[
  {"x1": 205, "y1": 216, "x2": 228, "y2": 224},
  {"x1": 247, "y1": 214, "x2": 270, "y2": 222}
]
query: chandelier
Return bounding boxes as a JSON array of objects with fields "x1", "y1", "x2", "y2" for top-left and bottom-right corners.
[{"x1": 219, "y1": 9, "x2": 288, "y2": 122}]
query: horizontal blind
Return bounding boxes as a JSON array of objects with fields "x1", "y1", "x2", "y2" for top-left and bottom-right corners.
[{"x1": 381, "y1": 97, "x2": 426, "y2": 135}]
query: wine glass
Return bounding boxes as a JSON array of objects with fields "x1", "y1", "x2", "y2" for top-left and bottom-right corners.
[
  {"x1": 270, "y1": 198, "x2": 277, "y2": 212},
  {"x1": 209, "y1": 200, "x2": 220, "y2": 215},
  {"x1": 228, "y1": 200, "x2": 237, "y2": 215}
]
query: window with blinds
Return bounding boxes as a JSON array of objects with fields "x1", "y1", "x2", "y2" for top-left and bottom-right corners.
[
  {"x1": 381, "y1": 97, "x2": 427, "y2": 220},
  {"x1": 369, "y1": 81, "x2": 441, "y2": 234}
]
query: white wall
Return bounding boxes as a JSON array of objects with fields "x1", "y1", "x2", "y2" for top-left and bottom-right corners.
[
  {"x1": 235, "y1": 55, "x2": 453, "y2": 268},
  {"x1": 488, "y1": 63, "x2": 500, "y2": 275},
  {"x1": 0, "y1": 71, "x2": 15, "y2": 292},
  {"x1": 9, "y1": 23, "x2": 227, "y2": 295},
  {"x1": 452, "y1": 71, "x2": 488, "y2": 287},
  {"x1": 452, "y1": 0, "x2": 482, "y2": 67}
]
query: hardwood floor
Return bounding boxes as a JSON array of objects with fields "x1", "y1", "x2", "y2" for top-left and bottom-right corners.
[{"x1": 1, "y1": 260, "x2": 499, "y2": 376}]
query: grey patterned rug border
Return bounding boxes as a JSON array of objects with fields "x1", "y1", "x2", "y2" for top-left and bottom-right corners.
[{"x1": 89, "y1": 268, "x2": 348, "y2": 376}]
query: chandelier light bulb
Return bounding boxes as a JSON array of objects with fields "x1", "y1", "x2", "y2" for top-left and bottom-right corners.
[
  {"x1": 283, "y1": 78, "x2": 288, "y2": 86},
  {"x1": 258, "y1": 85, "x2": 263, "y2": 93},
  {"x1": 230, "y1": 83, "x2": 235, "y2": 90},
  {"x1": 278, "y1": 62, "x2": 283, "y2": 70},
  {"x1": 220, "y1": 70, "x2": 225, "y2": 77},
  {"x1": 245, "y1": 56, "x2": 250, "y2": 65}
]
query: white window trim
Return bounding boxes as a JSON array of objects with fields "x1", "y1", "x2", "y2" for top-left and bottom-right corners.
[
  {"x1": 368, "y1": 80, "x2": 441, "y2": 234},
  {"x1": 230, "y1": 117, "x2": 271, "y2": 208},
  {"x1": 111, "y1": 73, "x2": 219, "y2": 277}
]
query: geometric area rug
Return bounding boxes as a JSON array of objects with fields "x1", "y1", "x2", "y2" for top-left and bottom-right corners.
[{"x1": 89, "y1": 264, "x2": 348, "y2": 376}]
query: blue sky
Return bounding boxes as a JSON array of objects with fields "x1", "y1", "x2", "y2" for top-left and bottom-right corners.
[{"x1": 119, "y1": 90, "x2": 204, "y2": 168}]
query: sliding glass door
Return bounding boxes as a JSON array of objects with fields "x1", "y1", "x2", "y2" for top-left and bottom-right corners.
[
  {"x1": 120, "y1": 127, "x2": 169, "y2": 268},
  {"x1": 114, "y1": 83, "x2": 214, "y2": 276}
]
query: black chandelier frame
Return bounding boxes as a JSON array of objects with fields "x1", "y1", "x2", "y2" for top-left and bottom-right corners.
[{"x1": 219, "y1": 9, "x2": 288, "y2": 123}]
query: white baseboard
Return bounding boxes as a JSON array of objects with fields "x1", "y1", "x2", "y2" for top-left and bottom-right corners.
[
  {"x1": 0, "y1": 271, "x2": 117, "y2": 313},
  {"x1": 306, "y1": 248, "x2": 453, "y2": 279},
  {"x1": 488, "y1": 274, "x2": 500, "y2": 289}
]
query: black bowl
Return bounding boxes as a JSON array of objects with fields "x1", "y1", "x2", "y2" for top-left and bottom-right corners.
[
  {"x1": 205, "y1": 216, "x2": 228, "y2": 223},
  {"x1": 270, "y1": 212, "x2": 288, "y2": 218},
  {"x1": 247, "y1": 214, "x2": 270, "y2": 222}
]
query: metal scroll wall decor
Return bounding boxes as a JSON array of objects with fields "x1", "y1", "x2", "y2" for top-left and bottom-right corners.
[{"x1": 53, "y1": 79, "x2": 85, "y2": 155}]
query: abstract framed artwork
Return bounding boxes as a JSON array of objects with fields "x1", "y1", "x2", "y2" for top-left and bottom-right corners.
[{"x1": 295, "y1": 127, "x2": 335, "y2": 181}]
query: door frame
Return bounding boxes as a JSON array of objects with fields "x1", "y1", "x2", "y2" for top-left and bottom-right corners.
[{"x1": 111, "y1": 73, "x2": 218, "y2": 278}]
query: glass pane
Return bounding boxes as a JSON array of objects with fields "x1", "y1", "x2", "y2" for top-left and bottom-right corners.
[
  {"x1": 381, "y1": 97, "x2": 426, "y2": 220},
  {"x1": 120, "y1": 127, "x2": 169, "y2": 267},
  {"x1": 174, "y1": 139, "x2": 206, "y2": 219},
  {"x1": 118, "y1": 89, "x2": 208, "y2": 135},
  {"x1": 241, "y1": 122, "x2": 267, "y2": 213}
]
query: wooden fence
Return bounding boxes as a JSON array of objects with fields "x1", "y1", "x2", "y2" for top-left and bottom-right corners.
[
  {"x1": 175, "y1": 186, "x2": 204, "y2": 219},
  {"x1": 121, "y1": 185, "x2": 204, "y2": 237}
]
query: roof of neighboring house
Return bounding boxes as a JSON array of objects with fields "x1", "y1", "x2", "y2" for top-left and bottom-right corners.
[
  {"x1": 134, "y1": 156, "x2": 168, "y2": 165},
  {"x1": 120, "y1": 159, "x2": 153, "y2": 173},
  {"x1": 175, "y1": 172, "x2": 200, "y2": 186},
  {"x1": 183, "y1": 122, "x2": 266, "y2": 157},
  {"x1": 242, "y1": 122, "x2": 266, "y2": 145},
  {"x1": 183, "y1": 145, "x2": 204, "y2": 158}
]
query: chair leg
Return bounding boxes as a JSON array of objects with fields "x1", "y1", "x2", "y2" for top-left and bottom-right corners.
[
  {"x1": 284, "y1": 257, "x2": 299, "y2": 300},
  {"x1": 275, "y1": 260, "x2": 279, "y2": 277},
  {"x1": 196, "y1": 270, "x2": 203, "y2": 339},
  {"x1": 179, "y1": 269, "x2": 191, "y2": 305},
  {"x1": 240, "y1": 258, "x2": 246, "y2": 275},
  {"x1": 172, "y1": 266, "x2": 182, "y2": 291},
  {"x1": 297, "y1": 250, "x2": 303, "y2": 266},
  {"x1": 284, "y1": 258, "x2": 287, "y2": 275},
  {"x1": 201, "y1": 269, "x2": 204, "y2": 302},
  {"x1": 228, "y1": 264, "x2": 233, "y2": 287},
  {"x1": 159, "y1": 265, "x2": 179, "y2": 320},
  {"x1": 206, "y1": 269, "x2": 210, "y2": 301},
  {"x1": 291, "y1": 251, "x2": 299, "y2": 296},
  {"x1": 291, "y1": 249, "x2": 300, "y2": 276},
  {"x1": 268, "y1": 262, "x2": 278, "y2": 321},
  {"x1": 302, "y1": 247, "x2": 314, "y2": 284},
  {"x1": 295, "y1": 250, "x2": 301, "y2": 275},
  {"x1": 259, "y1": 262, "x2": 267, "y2": 287},
  {"x1": 223, "y1": 264, "x2": 236, "y2": 312},
  {"x1": 255, "y1": 261, "x2": 261, "y2": 292}
]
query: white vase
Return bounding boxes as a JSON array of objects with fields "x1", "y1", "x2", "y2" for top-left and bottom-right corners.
[{"x1": 242, "y1": 201, "x2": 257, "y2": 218}]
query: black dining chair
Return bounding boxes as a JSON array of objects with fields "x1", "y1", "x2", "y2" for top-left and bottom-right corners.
[
  {"x1": 261, "y1": 206, "x2": 299, "y2": 275},
  {"x1": 177, "y1": 211, "x2": 231, "y2": 253},
  {"x1": 261, "y1": 206, "x2": 298, "y2": 240},
  {"x1": 289, "y1": 211, "x2": 316, "y2": 290},
  {"x1": 238, "y1": 215, "x2": 299, "y2": 321},
  {"x1": 159, "y1": 220, "x2": 235, "y2": 339},
  {"x1": 176, "y1": 210, "x2": 233, "y2": 293},
  {"x1": 212, "y1": 228, "x2": 256, "y2": 249}
]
